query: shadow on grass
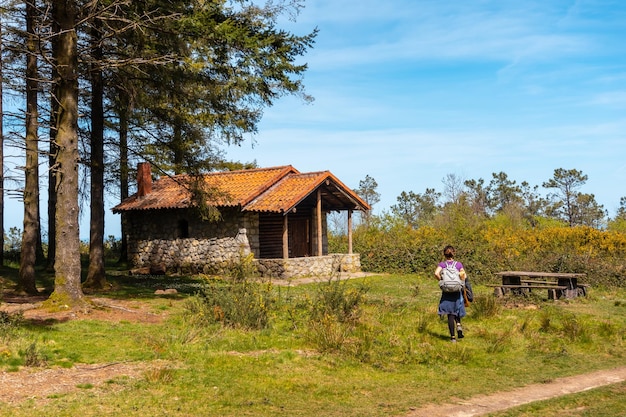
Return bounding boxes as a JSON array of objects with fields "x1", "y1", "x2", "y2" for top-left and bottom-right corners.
[
  {"x1": 102, "y1": 272, "x2": 206, "y2": 299},
  {"x1": 1, "y1": 260, "x2": 206, "y2": 303},
  {"x1": 1, "y1": 263, "x2": 55, "y2": 299},
  {"x1": 427, "y1": 329, "x2": 456, "y2": 341}
]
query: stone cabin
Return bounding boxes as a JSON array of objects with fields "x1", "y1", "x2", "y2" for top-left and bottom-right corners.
[{"x1": 112, "y1": 163, "x2": 370, "y2": 279}]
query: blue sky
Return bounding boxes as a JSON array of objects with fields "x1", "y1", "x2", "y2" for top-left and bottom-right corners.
[
  {"x1": 3, "y1": 0, "x2": 626, "y2": 240},
  {"x1": 225, "y1": 0, "x2": 626, "y2": 218}
]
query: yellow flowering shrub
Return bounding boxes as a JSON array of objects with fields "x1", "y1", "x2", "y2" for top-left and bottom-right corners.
[{"x1": 348, "y1": 213, "x2": 626, "y2": 287}]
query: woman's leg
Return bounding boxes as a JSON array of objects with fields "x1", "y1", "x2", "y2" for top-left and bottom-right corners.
[{"x1": 447, "y1": 314, "x2": 456, "y2": 340}]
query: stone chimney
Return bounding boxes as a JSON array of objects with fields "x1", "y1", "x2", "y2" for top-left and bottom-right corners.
[{"x1": 137, "y1": 162, "x2": 152, "y2": 197}]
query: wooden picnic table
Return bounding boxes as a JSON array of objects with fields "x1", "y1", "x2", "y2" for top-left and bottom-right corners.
[{"x1": 491, "y1": 271, "x2": 588, "y2": 299}]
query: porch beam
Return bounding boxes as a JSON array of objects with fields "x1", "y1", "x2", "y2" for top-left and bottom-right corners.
[
  {"x1": 283, "y1": 213, "x2": 289, "y2": 259},
  {"x1": 348, "y1": 209, "x2": 353, "y2": 254},
  {"x1": 317, "y1": 188, "x2": 322, "y2": 256}
]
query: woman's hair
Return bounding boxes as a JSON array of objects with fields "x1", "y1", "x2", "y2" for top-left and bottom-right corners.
[{"x1": 443, "y1": 245, "x2": 455, "y2": 259}]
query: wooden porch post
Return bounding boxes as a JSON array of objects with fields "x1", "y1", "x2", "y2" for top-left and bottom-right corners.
[
  {"x1": 316, "y1": 188, "x2": 322, "y2": 256},
  {"x1": 347, "y1": 209, "x2": 353, "y2": 254},
  {"x1": 282, "y1": 213, "x2": 289, "y2": 259}
]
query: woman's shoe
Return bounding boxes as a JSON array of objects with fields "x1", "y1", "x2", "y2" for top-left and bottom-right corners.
[{"x1": 457, "y1": 325, "x2": 464, "y2": 339}]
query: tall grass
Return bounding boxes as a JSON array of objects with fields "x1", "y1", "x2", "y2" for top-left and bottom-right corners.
[
  {"x1": 182, "y1": 254, "x2": 275, "y2": 330},
  {"x1": 469, "y1": 294, "x2": 502, "y2": 319},
  {"x1": 185, "y1": 276, "x2": 275, "y2": 330},
  {"x1": 303, "y1": 277, "x2": 370, "y2": 356}
]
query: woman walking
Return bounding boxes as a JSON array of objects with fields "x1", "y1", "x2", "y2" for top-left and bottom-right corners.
[{"x1": 434, "y1": 245, "x2": 467, "y2": 342}]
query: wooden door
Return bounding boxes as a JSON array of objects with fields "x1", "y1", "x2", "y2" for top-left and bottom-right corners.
[{"x1": 289, "y1": 217, "x2": 310, "y2": 258}]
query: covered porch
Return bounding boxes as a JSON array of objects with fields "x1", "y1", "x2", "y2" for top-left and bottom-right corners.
[
  {"x1": 244, "y1": 171, "x2": 368, "y2": 259},
  {"x1": 245, "y1": 174, "x2": 368, "y2": 279}
]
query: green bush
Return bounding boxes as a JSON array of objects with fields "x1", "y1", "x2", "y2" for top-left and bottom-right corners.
[
  {"x1": 0, "y1": 311, "x2": 23, "y2": 344},
  {"x1": 224, "y1": 252, "x2": 258, "y2": 282},
  {"x1": 187, "y1": 276, "x2": 275, "y2": 330},
  {"x1": 308, "y1": 277, "x2": 369, "y2": 324},
  {"x1": 469, "y1": 294, "x2": 501, "y2": 319},
  {"x1": 304, "y1": 277, "x2": 369, "y2": 354},
  {"x1": 21, "y1": 342, "x2": 48, "y2": 367},
  {"x1": 306, "y1": 313, "x2": 354, "y2": 353}
]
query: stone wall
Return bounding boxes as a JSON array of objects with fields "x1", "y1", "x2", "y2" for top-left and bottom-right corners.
[
  {"x1": 242, "y1": 212, "x2": 260, "y2": 257},
  {"x1": 256, "y1": 253, "x2": 362, "y2": 280},
  {"x1": 130, "y1": 231, "x2": 252, "y2": 274},
  {"x1": 125, "y1": 208, "x2": 252, "y2": 274}
]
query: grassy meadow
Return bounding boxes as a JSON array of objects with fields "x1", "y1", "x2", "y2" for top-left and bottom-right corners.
[{"x1": 0, "y1": 268, "x2": 625, "y2": 417}]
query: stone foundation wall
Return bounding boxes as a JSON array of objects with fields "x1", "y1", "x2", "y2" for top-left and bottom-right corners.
[{"x1": 256, "y1": 253, "x2": 362, "y2": 280}]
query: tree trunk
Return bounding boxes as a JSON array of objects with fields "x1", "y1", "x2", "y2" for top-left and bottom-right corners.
[
  {"x1": 0, "y1": 19, "x2": 4, "y2": 266},
  {"x1": 18, "y1": 0, "x2": 40, "y2": 295},
  {"x1": 47, "y1": 58, "x2": 59, "y2": 271},
  {"x1": 46, "y1": 95, "x2": 58, "y2": 271},
  {"x1": 84, "y1": 19, "x2": 107, "y2": 290},
  {"x1": 47, "y1": 0, "x2": 85, "y2": 307},
  {"x1": 117, "y1": 90, "x2": 130, "y2": 264}
]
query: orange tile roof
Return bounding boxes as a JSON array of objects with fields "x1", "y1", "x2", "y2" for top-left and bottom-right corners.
[
  {"x1": 112, "y1": 165, "x2": 369, "y2": 214},
  {"x1": 244, "y1": 171, "x2": 329, "y2": 212}
]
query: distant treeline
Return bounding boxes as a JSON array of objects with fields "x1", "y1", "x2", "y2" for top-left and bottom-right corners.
[{"x1": 336, "y1": 168, "x2": 626, "y2": 287}]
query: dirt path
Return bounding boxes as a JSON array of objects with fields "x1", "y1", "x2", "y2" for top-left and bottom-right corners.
[
  {"x1": 0, "y1": 296, "x2": 174, "y2": 405},
  {"x1": 0, "y1": 362, "x2": 160, "y2": 405},
  {"x1": 1, "y1": 362, "x2": 624, "y2": 412},
  {"x1": 405, "y1": 366, "x2": 626, "y2": 417}
]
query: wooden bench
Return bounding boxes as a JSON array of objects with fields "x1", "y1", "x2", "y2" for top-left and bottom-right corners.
[
  {"x1": 492, "y1": 271, "x2": 588, "y2": 299},
  {"x1": 521, "y1": 279, "x2": 562, "y2": 285},
  {"x1": 486, "y1": 284, "x2": 568, "y2": 299}
]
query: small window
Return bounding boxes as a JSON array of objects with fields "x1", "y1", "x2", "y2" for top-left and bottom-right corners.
[{"x1": 177, "y1": 219, "x2": 189, "y2": 238}]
